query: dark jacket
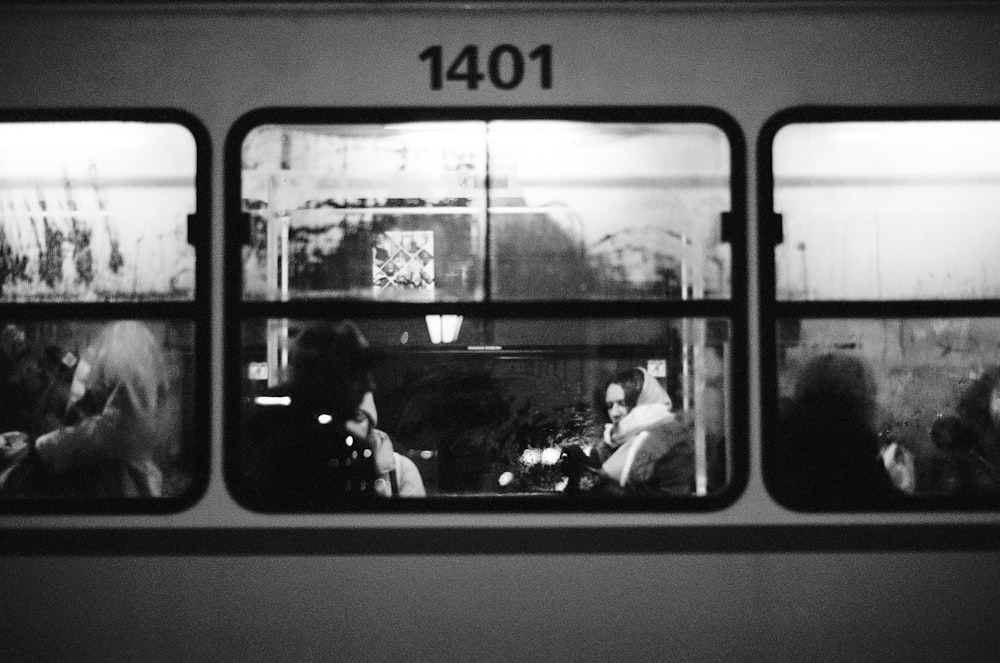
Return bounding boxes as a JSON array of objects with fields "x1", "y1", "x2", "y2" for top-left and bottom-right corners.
[
  {"x1": 770, "y1": 400, "x2": 897, "y2": 510},
  {"x1": 594, "y1": 407, "x2": 695, "y2": 496},
  {"x1": 242, "y1": 387, "x2": 380, "y2": 510}
]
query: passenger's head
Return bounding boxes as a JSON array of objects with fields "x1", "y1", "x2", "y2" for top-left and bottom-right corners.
[
  {"x1": 993, "y1": 383, "x2": 1000, "y2": 426},
  {"x1": 599, "y1": 368, "x2": 643, "y2": 423},
  {"x1": 344, "y1": 391, "x2": 377, "y2": 442},
  {"x1": 779, "y1": 353, "x2": 895, "y2": 506},
  {"x1": 792, "y1": 353, "x2": 877, "y2": 428},
  {"x1": 956, "y1": 365, "x2": 1000, "y2": 431},
  {"x1": 1, "y1": 324, "x2": 27, "y2": 358},
  {"x1": 42, "y1": 345, "x2": 74, "y2": 382},
  {"x1": 597, "y1": 367, "x2": 672, "y2": 424},
  {"x1": 931, "y1": 415, "x2": 978, "y2": 451},
  {"x1": 70, "y1": 321, "x2": 168, "y2": 419},
  {"x1": 288, "y1": 320, "x2": 379, "y2": 426}
]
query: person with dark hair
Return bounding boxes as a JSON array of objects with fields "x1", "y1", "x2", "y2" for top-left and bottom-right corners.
[
  {"x1": 928, "y1": 415, "x2": 995, "y2": 495},
  {"x1": 0, "y1": 324, "x2": 42, "y2": 435},
  {"x1": 949, "y1": 366, "x2": 1000, "y2": 493},
  {"x1": 243, "y1": 320, "x2": 423, "y2": 509},
  {"x1": 770, "y1": 352, "x2": 898, "y2": 509},
  {"x1": 31, "y1": 345, "x2": 76, "y2": 437},
  {"x1": 586, "y1": 366, "x2": 694, "y2": 495}
]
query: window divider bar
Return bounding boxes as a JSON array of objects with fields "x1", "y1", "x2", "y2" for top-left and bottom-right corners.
[
  {"x1": 772, "y1": 299, "x2": 1000, "y2": 318},
  {"x1": 236, "y1": 299, "x2": 738, "y2": 320}
]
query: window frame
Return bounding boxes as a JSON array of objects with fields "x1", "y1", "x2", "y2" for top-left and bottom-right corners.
[
  {"x1": 0, "y1": 108, "x2": 212, "y2": 514},
  {"x1": 223, "y1": 106, "x2": 749, "y2": 513},
  {"x1": 758, "y1": 106, "x2": 1000, "y2": 513}
]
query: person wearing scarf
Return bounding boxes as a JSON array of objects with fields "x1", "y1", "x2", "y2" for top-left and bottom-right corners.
[
  {"x1": 244, "y1": 321, "x2": 424, "y2": 509},
  {"x1": 354, "y1": 391, "x2": 426, "y2": 498},
  {"x1": 593, "y1": 367, "x2": 694, "y2": 495}
]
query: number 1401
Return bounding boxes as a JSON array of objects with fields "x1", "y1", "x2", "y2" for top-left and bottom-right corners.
[{"x1": 419, "y1": 45, "x2": 553, "y2": 91}]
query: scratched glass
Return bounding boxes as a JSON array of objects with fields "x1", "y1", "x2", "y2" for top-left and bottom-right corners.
[
  {"x1": 0, "y1": 319, "x2": 198, "y2": 502},
  {"x1": 0, "y1": 122, "x2": 197, "y2": 302},
  {"x1": 239, "y1": 121, "x2": 732, "y2": 302},
  {"x1": 235, "y1": 316, "x2": 732, "y2": 505},
  {"x1": 773, "y1": 318, "x2": 1000, "y2": 500},
  {"x1": 240, "y1": 123, "x2": 488, "y2": 302},
  {"x1": 487, "y1": 121, "x2": 732, "y2": 301},
  {"x1": 773, "y1": 121, "x2": 1000, "y2": 301}
]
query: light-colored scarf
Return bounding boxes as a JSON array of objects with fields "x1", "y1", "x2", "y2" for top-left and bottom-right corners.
[{"x1": 602, "y1": 368, "x2": 675, "y2": 486}]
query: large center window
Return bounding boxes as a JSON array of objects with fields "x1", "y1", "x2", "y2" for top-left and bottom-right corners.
[{"x1": 225, "y1": 108, "x2": 745, "y2": 512}]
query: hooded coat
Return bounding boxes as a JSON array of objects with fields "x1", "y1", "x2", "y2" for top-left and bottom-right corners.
[
  {"x1": 594, "y1": 368, "x2": 694, "y2": 495},
  {"x1": 357, "y1": 392, "x2": 425, "y2": 498}
]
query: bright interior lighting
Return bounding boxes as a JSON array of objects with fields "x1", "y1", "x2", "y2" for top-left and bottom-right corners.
[
  {"x1": 425, "y1": 314, "x2": 463, "y2": 344},
  {"x1": 254, "y1": 396, "x2": 291, "y2": 407},
  {"x1": 440, "y1": 314, "x2": 463, "y2": 343}
]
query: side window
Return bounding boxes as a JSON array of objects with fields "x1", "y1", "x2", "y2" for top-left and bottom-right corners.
[
  {"x1": 486, "y1": 120, "x2": 732, "y2": 301},
  {"x1": 240, "y1": 121, "x2": 487, "y2": 302},
  {"x1": 760, "y1": 109, "x2": 1000, "y2": 511},
  {"x1": 225, "y1": 108, "x2": 746, "y2": 512},
  {"x1": 0, "y1": 113, "x2": 209, "y2": 512}
]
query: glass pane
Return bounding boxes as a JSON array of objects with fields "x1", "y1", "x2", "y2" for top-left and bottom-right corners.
[
  {"x1": 239, "y1": 120, "x2": 733, "y2": 303},
  {"x1": 488, "y1": 121, "x2": 731, "y2": 300},
  {"x1": 0, "y1": 122, "x2": 197, "y2": 302},
  {"x1": 241, "y1": 123, "x2": 487, "y2": 302},
  {"x1": 0, "y1": 319, "x2": 198, "y2": 501},
  {"x1": 771, "y1": 318, "x2": 1000, "y2": 507},
  {"x1": 773, "y1": 121, "x2": 1000, "y2": 301},
  {"x1": 236, "y1": 317, "x2": 731, "y2": 508}
]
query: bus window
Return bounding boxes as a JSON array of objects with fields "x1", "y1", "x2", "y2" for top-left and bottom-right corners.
[
  {"x1": 241, "y1": 122, "x2": 487, "y2": 302},
  {"x1": 487, "y1": 121, "x2": 731, "y2": 300},
  {"x1": 226, "y1": 110, "x2": 745, "y2": 512},
  {"x1": 0, "y1": 121, "x2": 197, "y2": 302},
  {"x1": 235, "y1": 316, "x2": 731, "y2": 509},
  {"x1": 772, "y1": 120, "x2": 1000, "y2": 301},
  {"x1": 239, "y1": 120, "x2": 731, "y2": 302},
  {"x1": 0, "y1": 115, "x2": 208, "y2": 512},
  {"x1": 763, "y1": 112, "x2": 1000, "y2": 510},
  {"x1": 0, "y1": 319, "x2": 198, "y2": 502}
]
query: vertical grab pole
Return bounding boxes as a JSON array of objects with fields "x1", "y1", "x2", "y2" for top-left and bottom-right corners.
[
  {"x1": 681, "y1": 234, "x2": 690, "y2": 414},
  {"x1": 265, "y1": 168, "x2": 290, "y2": 387},
  {"x1": 693, "y1": 320, "x2": 707, "y2": 495},
  {"x1": 687, "y1": 231, "x2": 708, "y2": 496},
  {"x1": 265, "y1": 200, "x2": 281, "y2": 387},
  {"x1": 278, "y1": 214, "x2": 290, "y2": 377}
]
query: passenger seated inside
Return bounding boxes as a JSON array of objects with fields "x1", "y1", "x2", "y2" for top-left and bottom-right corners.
[
  {"x1": 1, "y1": 321, "x2": 177, "y2": 499},
  {"x1": 772, "y1": 353, "x2": 899, "y2": 510},
  {"x1": 32, "y1": 345, "x2": 76, "y2": 438},
  {"x1": 953, "y1": 365, "x2": 1000, "y2": 492},
  {"x1": 0, "y1": 324, "x2": 42, "y2": 436},
  {"x1": 927, "y1": 415, "x2": 996, "y2": 496},
  {"x1": 583, "y1": 366, "x2": 695, "y2": 496},
  {"x1": 244, "y1": 320, "x2": 424, "y2": 509}
]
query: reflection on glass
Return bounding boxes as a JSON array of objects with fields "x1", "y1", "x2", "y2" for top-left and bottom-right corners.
[
  {"x1": 240, "y1": 121, "x2": 732, "y2": 302},
  {"x1": 488, "y1": 122, "x2": 731, "y2": 300},
  {"x1": 0, "y1": 319, "x2": 197, "y2": 500},
  {"x1": 238, "y1": 317, "x2": 730, "y2": 506},
  {"x1": 774, "y1": 318, "x2": 1000, "y2": 501},
  {"x1": 0, "y1": 122, "x2": 197, "y2": 302},
  {"x1": 773, "y1": 121, "x2": 1000, "y2": 301},
  {"x1": 241, "y1": 123, "x2": 487, "y2": 301}
]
